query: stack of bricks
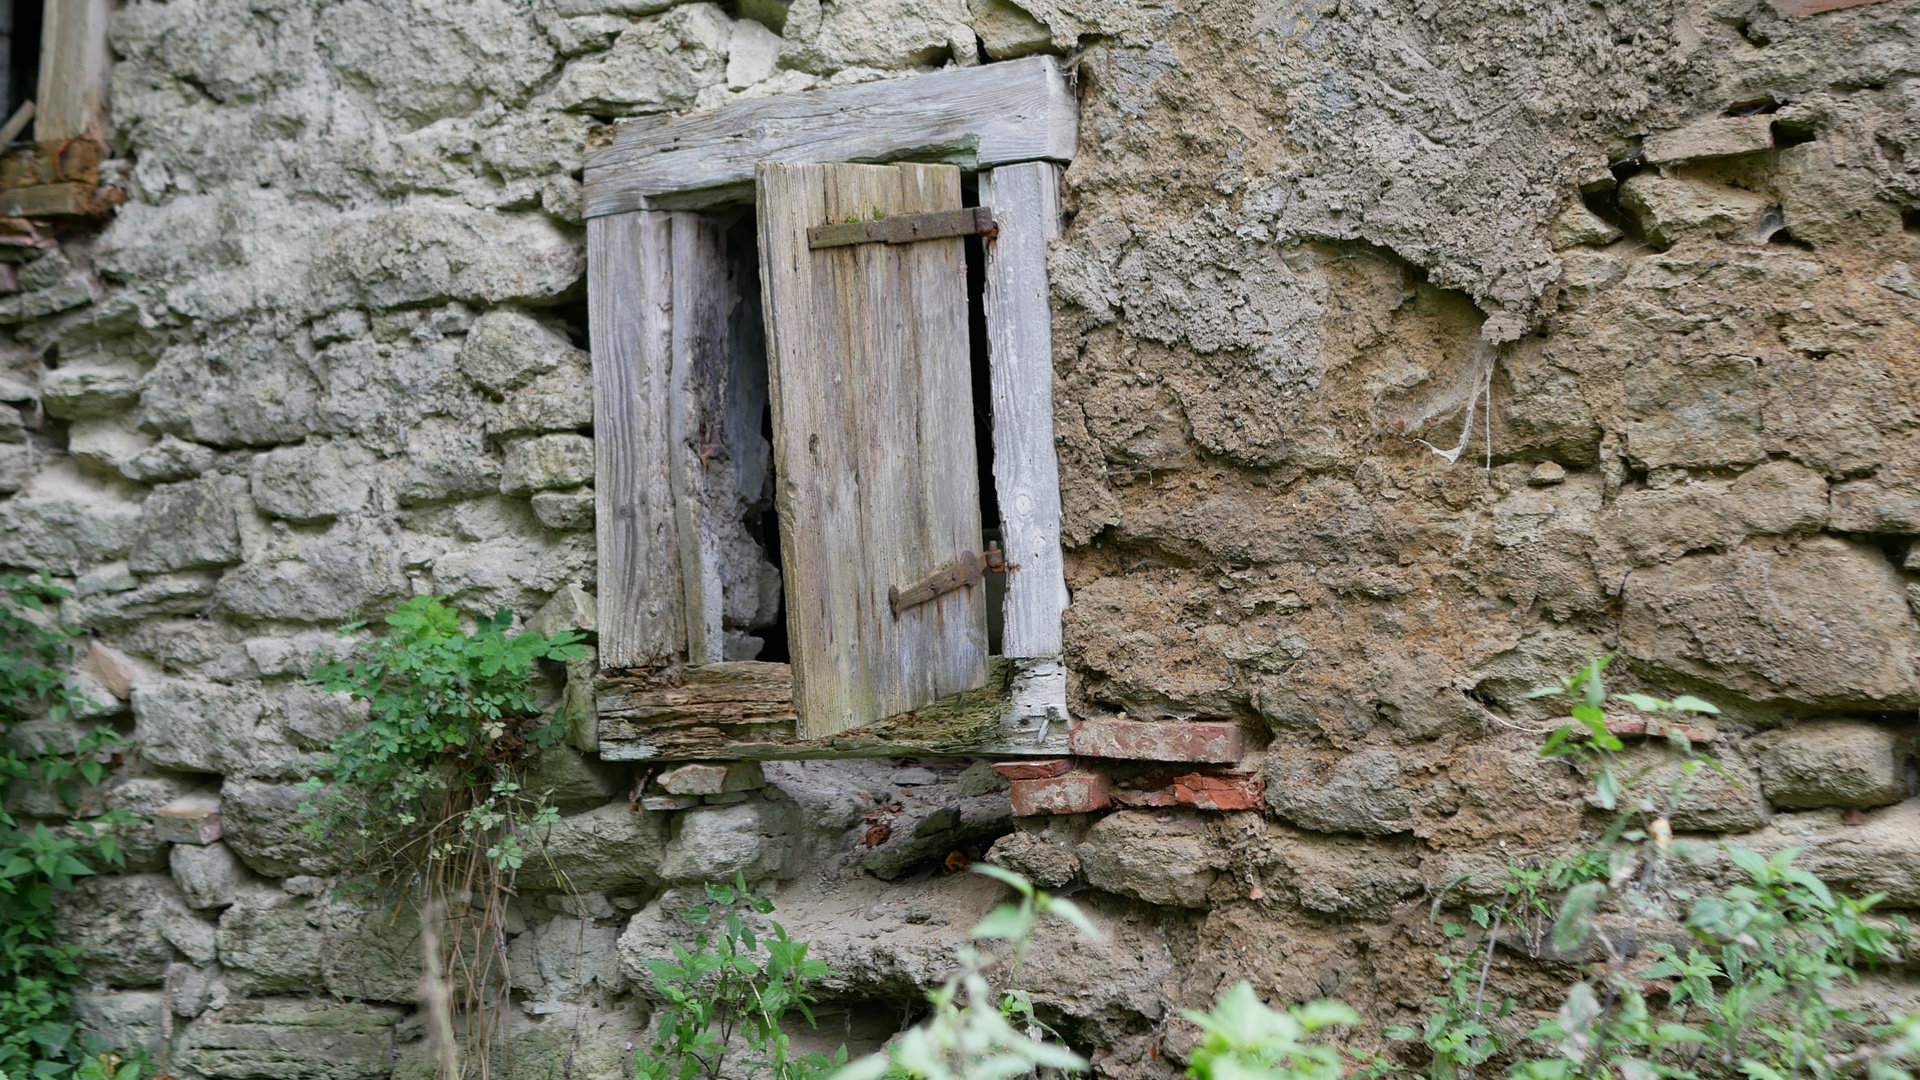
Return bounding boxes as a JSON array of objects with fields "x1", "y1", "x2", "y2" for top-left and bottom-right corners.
[{"x1": 992, "y1": 719, "x2": 1263, "y2": 816}]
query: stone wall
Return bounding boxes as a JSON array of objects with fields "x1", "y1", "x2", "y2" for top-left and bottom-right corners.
[{"x1": 4, "y1": 0, "x2": 1920, "y2": 1076}]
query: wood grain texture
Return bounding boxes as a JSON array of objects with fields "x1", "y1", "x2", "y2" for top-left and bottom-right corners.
[
  {"x1": 669, "y1": 212, "x2": 731, "y2": 664},
  {"x1": 584, "y1": 56, "x2": 1077, "y2": 216},
  {"x1": 979, "y1": 162, "x2": 1069, "y2": 658},
  {"x1": 597, "y1": 655, "x2": 1070, "y2": 760},
  {"x1": 757, "y1": 162, "x2": 988, "y2": 738},
  {"x1": 590, "y1": 211, "x2": 684, "y2": 668},
  {"x1": 35, "y1": 0, "x2": 112, "y2": 143},
  {"x1": 0, "y1": 181, "x2": 94, "y2": 218}
]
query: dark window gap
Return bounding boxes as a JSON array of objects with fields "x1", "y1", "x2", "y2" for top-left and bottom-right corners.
[
  {"x1": 962, "y1": 174, "x2": 1003, "y2": 657},
  {"x1": 7, "y1": 0, "x2": 37, "y2": 126},
  {"x1": 724, "y1": 209, "x2": 789, "y2": 664}
]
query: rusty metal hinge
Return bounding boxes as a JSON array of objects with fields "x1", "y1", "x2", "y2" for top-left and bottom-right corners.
[
  {"x1": 889, "y1": 541, "x2": 1006, "y2": 618},
  {"x1": 808, "y1": 206, "x2": 998, "y2": 250}
]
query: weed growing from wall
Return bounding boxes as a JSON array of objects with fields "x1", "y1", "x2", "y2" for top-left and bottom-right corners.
[
  {"x1": 0, "y1": 573, "x2": 140, "y2": 1079},
  {"x1": 301, "y1": 594, "x2": 587, "y2": 1079}
]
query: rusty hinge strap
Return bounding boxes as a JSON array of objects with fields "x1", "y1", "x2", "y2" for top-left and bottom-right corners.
[
  {"x1": 889, "y1": 542, "x2": 1005, "y2": 618},
  {"x1": 808, "y1": 206, "x2": 997, "y2": 250}
]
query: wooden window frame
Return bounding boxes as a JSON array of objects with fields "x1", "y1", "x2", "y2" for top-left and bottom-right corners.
[{"x1": 582, "y1": 57, "x2": 1077, "y2": 761}]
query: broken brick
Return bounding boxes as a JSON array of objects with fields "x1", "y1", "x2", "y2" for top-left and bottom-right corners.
[
  {"x1": 1069, "y1": 719, "x2": 1244, "y2": 763},
  {"x1": 1604, "y1": 716, "x2": 1717, "y2": 743},
  {"x1": 1643, "y1": 115, "x2": 1773, "y2": 166},
  {"x1": 1171, "y1": 771, "x2": 1265, "y2": 812},
  {"x1": 1010, "y1": 769, "x2": 1112, "y2": 816},
  {"x1": 1111, "y1": 786, "x2": 1179, "y2": 808},
  {"x1": 641, "y1": 794, "x2": 702, "y2": 811},
  {"x1": 991, "y1": 758, "x2": 1073, "y2": 780}
]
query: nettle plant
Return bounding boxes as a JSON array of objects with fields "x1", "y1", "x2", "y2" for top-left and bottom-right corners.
[
  {"x1": 1391, "y1": 657, "x2": 1920, "y2": 1080},
  {"x1": 0, "y1": 572, "x2": 141, "y2": 1080},
  {"x1": 300, "y1": 594, "x2": 586, "y2": 1073}
]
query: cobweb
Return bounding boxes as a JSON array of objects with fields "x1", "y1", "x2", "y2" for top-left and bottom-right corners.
[{"x1": 1391, "y1": 340, "x2": 1498, "y2": 469}]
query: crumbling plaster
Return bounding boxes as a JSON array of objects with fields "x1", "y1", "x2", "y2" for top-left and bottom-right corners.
[{"x1": 2, "y1": 0, "x2": 1919, "y2": 1075}]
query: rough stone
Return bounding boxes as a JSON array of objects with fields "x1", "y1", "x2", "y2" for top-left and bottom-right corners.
[
  {"x1": 398, "y1": 418, "x2": 500, "y2": 503},
  {"x1": 522, "y1": 743, "x2": 626, "y2": 808},
  {"x1": 134, "y1": 680, "x2": 299, "y2": 779},
  {"x1": 969, "y1": 0, "x2": 1052, "y2": 58},
  {"x1": 123, "y1": 434, "x2": 218, "y2": 482},
  {"x1": 0, "y1": 461, "x2": 144, "y2": 574},
  {"x1": 1617, "y1": 175, "x2": 1770, "y2": 248},
  {"x1": 1078, "y1": 810, "x2": 1220, "y2": 908},
  {"x1": 1596, "y1": 744, "x2": 1770, "y2": 833},
  {"x1": 1549, "y1": 204, "x2": 1623, "y2": 249},
  {"x1": 175, "y1": 998, "x2": 401, "y2": 1080},
  {"x1": 215, "y1": 518, "x2": 410, "y2": 623},
  {"x1": 250, "y1": 441, "x2": 376, "y2": 522},
  {"x1": 659, "y1": 796, "x2": 800, "y2": 883},
  {"x1": 530, "y1": 488, "x2": 595, "y2": 530},
  {"x1": 985, "y1": 830, "x2": 1081, "y2": 887},
  {"x1": 527, "y1": 582, "x2": 598, "y2": 638},
  {"x1": 52, "y1": 873, "x2": 181, "y2": 987},
  {"x1": 660, "y1": 760, "x2": 766, "y2": 795},
  {"x1": 1620, "y1": 537, "x2": 1920, "y2": 710},
  {"x1": 522, "y1": 800, "x2": 669, "y2": 892},
  {"x1": 1742, "y1": 802, "x2": 1920, "y2": 907},
  {"x1": 1643, "y1": 115, "x2": 1774, "y2": 165},
  {"x1": 129, "y1": 475, "x2": 244, "y2": 573},
  {"x1": 508, "y1": 915, "x2": 627, "y2": 1005},
  {"x1": 501, "y1": 434, "x2": 595, "y2": 495},
  {"x1": 73, "y1": 988, "x2": 168, "y2": 1060},
  {"x1": 1258, "y1": 826, "x2": 1428, "y2": 918},
  {"x1": 173, "y1": 841, "x2": 248, "y2": 909},
  {"x1": 42, "y1": 362, "x2": 143, "y2": 419},
  {"x1": 457, "y1": 309, "x2": 575, "y2": 394},
  {"x1": 727, "y1": 17, "x2": 783, "y2": 86},
  {"x1": 779, "y1": 0, "x2": 969, "y2": 72},
  {"x1": 216, "y1": 888, "x2": 324, "y2": 995},
  {"x1": 1755, "y1": 722, "x2": 1909, "y2": 809},
  {"x1": 221, "y1": 779, "x2": 342, "y2": 878},
  {"x1": 485, "y1": 357, "x2": 592, "y2": 437},
  {"x1": 552, "y1": 3, "x2": 732, "y2": 114},
  {"x1": 1264, "y1": 744, "x2": 1411, "y2": 836},
  {"x1": 1621, "y1": 357, "x2": 1766, "y2": 471}
]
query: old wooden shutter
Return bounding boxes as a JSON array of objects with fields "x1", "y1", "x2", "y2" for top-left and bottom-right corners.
[{"x1": 756, "y1": 162, "x2": 989, "y2": 738}]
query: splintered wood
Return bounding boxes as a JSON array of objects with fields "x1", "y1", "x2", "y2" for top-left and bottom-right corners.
[{"x1": 756, "y1": 161, "x2": 989, "y2": 738}]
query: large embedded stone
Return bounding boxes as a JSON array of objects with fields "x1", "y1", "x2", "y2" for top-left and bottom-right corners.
[
  {"x1": 521, "y1": 801, "x2": 669, "y2": 892},
  {"x1": 1741, "y1": 802, "x2": 1920, "y2": 906},
  {"x1": 1077, "y1": 810, "x2": 1221, "y2": 908},
  {"x1": 129, "y1": 475, "x2": 244, "y2": 573},
  {"x1": 172, "y1": 841, "x2": 248, "y2": 909},
  {"x1": 780, "y1": 0, "x2": 969, "y2": 72},
  {"x1": 250, "y1": 441, "x2": 376, "y2": 522},
  {"x1": 216, "y1": 888, "x2": 324, "y2": 995},
  {"x1": 215, "y1": 518, "x2": 410, "y2": 623},
  {"x1": 1263, "y1": 744, "x2": 1412, "y2": 836},
  {"x1": 1620, "y1": 537, "x2": 1920, "y2": 710},
  {"x1": 1621, "y1": 357, "x2": 1766, "y2": 471},
  {"x1": 659, "y1": 797, "x2": 800, "y2": 884},
  {"x1": 1755, "y1": 721, "x2": 1909, "y2": 809},
  {"x1": 41, "y1": 361, "x2": 144, "y2": 419},
  {"x1": 1643, "y1": 115, "x2": 1773, "y2": 165},
  {"x1": 484, "y1": 357, "x2": 592, "y2": 437},
  {"x1": 134, "y1": 680, "x2": 298, "y2": 779},
  {"x1": 1617, "y1": 174, "x2": 1769, "y2": 248},
  {"x1": 508, "y1": 915, "x2": 627, "y2": 1006},
  {"x1": 52, "y1": 873, "x2": 181, "y2": 987},
  {"x1": 551, "y1": 4, "x2": 732, "y2": 114},
  {"x1": 1596, "y1": 744, "x2": 1770, "y2": 833},
  {"x1": 221, "y1": 779, "x2": 343, "y2": 878},
  {"x1": 321, "y1": 897, "x2": 426, "y2": 1003},
  {"x1": 969, "y1": 0, "x2": 1052, "y2": 58},
  {"x1": 523, "y1": 744, "x2": 627, "y2": 809},
  {"x1": 137, "y1": 337, "x2": 321, "y2": 448},
  {"x1": 1257, "y1": 825, "x2": 1428, "y2": 918},
  {"x1": 175, "y1": 998, "x2": 401, "y2": 1080},
  {"x1": 1773, "y1": 141, "x2": 1904, "y2": 247},
  {"x1": 458, "y1": 309, "x2": 575, "y2": 394},
  {"x1": 399, "y1": 417, "x2": 501, "y2": 504},
  {"x1": 0, "y1": 461, "x2": 143, "y2": 574},
  {"x1": 1597, "y1": 459, "x2": 1829, "y2": 578},
  {"x1": 501, "y1": 435, "x2": 595, "y2": 495}
]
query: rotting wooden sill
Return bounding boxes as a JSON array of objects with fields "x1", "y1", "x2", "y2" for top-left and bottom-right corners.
[{"x1": 596, "y1": 655, "x2": 1073, "y2": 762}]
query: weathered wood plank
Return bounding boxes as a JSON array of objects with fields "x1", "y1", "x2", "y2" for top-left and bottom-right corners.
[
  {"x1": 0, "y1": 182, "x2": 94, "y2": 219},
  {"x1": 979, "y1": 162, "x2": 1069, "y2": 658},
  {"x1": 596, "y1": 655, "x2": 1071, "y2": 760},
  {"x1": 758, "y1": 162, "x2": 989, "y2": 738},
  {"x1": 669, "y1": 212, "x2": 729, "y2": 665},
  {"x1": 35, "y1": 0, "x2": 112, "y2": 144},
  {"x1": 0, "y1": 139, "x2": 103, "y2": 191},
  {"x1": 584, "y1": 56, "x2": 1077, "y2": 216},
  {"x1": 807, "y1": 207, "x2": 996, "y2": 250},
  {"x1": 590, "y1": 210, "x2": 684, "y2": 668}
]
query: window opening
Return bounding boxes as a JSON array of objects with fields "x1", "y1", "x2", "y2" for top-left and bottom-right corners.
[
  {"x1": 962, "y1": 173, "x2": 1004, "y2": 657},
  {"x1": 5, "y1": 0, "x2": 39, "y2": 123}
]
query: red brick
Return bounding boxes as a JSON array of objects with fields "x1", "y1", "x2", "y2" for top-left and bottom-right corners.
[
  {"x1": 991, "y1": 758, "x2": 1073, "y2": 780},
  {"x1": 1773, "y1": 0, "x2": 1889, "y2": 14},
  {"x1": 1171, "y1": 771, "x2": 1265, "y2": 812},
  {"x1": 1009, "y1": 770, "x2": 1111, "y2": 816},
  {"x1": 1604, "y1": 716, "x2": 1717, "y2": 744},
  {"x1": 1068, "y1": 719, "x2": 1244, "y2": 763},
  {"x1": 1111, "y1": 786, "x2": 1179, "y2": 808}
]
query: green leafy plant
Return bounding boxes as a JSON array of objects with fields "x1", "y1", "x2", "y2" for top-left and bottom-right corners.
[
  {"x1": 0, "y1": 573, "x2": 139, "y2": 1080},
  {"x1": 300, "y1": 594, "x2": 587, "y2": 1077},
  {"x1": 1184, "y1": 984, "x2": 1358, "y2": 1080},
  {"x1": 635, "y1": 874, "x2": 842, "y2": 1080}
]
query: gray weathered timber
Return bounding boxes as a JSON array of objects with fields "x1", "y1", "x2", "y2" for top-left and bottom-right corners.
[
  {"x1": 590, "y1": 210, "x2": 684, "y2": 668},
  {"x1": 668, "y1": 212, "x2": 730, "y2": 665},
  {"x1": 36, "y1": 0, "x2": 112, "y2": 143},
  {"x1": 808, "y1": 207, "x2": 997, "y2": 250},
  {"x1": 597, "y1": 656, "x2": 1071, "y2": 760},
  {"x1": 757, "y1": 162, "x2": 988, "y2": 738},
  {"x1": 980, "y1": 162, "x2": 1069, "y2": 658},
  {"x1": 584, "y1": 57, "x2": 1076, "y2": 216}
]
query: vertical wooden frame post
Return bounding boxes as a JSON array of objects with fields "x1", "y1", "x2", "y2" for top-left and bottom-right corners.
[
  {"x1": 668, "y1": 212, "x2": 730, "y2": 665},
  {"x1": 590, "y1": 211, "x2": 684, "y2": 668},
  {"x1": 36, "y1": 0, "x2": 111, "y2": 143}
]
